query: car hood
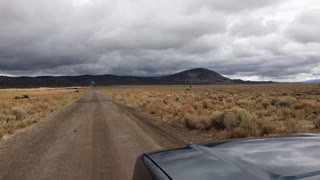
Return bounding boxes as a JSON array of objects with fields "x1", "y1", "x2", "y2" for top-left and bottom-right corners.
[{"x1": 147, "y1": 136, "x2": 320, "y2": 180}]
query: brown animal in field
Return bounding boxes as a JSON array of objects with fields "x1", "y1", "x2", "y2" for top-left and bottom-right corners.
[
  {"x1": 186, "y1": 86, "x2": 192, "y2": 91},
  {"x1": 13, "y1": 95, "x2": 30, "y2": 99}
]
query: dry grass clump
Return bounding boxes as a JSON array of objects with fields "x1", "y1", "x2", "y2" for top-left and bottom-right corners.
[
  {"x1": 183, "y1": 107, "x2": 266, "y2": 138},
  {"x1": 211, "y1": 107, "x2": 255, "y2": 130},
  {"x1": 0, "y1": 88, "x2": 87, "y2": 140},
  {"x1": 11, "y1": 107, "x2": 27, "y2": 120},
  {"x1": 99, "y1": 84, "x2": 320, "y2": 140},
  {"x1": 183, "y1": 113, "x2": 211, "y2": 130}
]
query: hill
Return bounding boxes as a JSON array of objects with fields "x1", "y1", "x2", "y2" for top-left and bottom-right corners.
[
  {"x1": 159, "y1": 68, "x2": 233, "y2": 84},
  {"x1": 0, "y1": 68, "x2": 273, "y2": 88}
]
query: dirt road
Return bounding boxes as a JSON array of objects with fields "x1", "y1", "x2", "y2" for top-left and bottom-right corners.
[{"x1": 0, "y1": 91, "x2": 182, "y2": 180}]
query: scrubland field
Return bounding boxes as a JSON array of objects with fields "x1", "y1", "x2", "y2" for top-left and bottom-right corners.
[
  {"x1": 100, "y1": 84, "x2": 320, "y2": 139},
  {"x1": 0, "y1": 88, "x2": 87, "y2": 140}
]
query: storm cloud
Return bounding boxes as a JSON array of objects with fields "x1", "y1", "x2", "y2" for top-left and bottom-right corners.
[{"x1": 0, "y1": 0, "x2": 319, "y2": 81}]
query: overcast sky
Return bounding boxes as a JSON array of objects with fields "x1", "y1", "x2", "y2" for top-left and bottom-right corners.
[{"x1": 0, "y1": 0, "x2": 319, "y2": 81}]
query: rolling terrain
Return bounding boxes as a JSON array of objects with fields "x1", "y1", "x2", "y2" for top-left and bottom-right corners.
[
  {"x1": 100, "y1": 84, "x2": 320, "y2": 140},
  {"x1": 0, "y1": 84, "x2": 319, "y2": 179},
  {"x1": 0, "y1": 68, "x2": 273, "y2": 88}
]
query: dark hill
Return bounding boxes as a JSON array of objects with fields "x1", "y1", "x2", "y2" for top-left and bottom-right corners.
[
  {"x1": 159, "y1": 68, "x2": 233, "y2": 84},
  {"x1": 0, "y1": 68, "x2": 273, "y2": 88}
]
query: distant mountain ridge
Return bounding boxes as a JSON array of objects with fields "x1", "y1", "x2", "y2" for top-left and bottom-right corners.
[
  {"x1": 303, "y1": 79, "x2": 320, "y2": 83},
  {"x1": 0, "y1": 68, "x2": 273, "y2": 88}
]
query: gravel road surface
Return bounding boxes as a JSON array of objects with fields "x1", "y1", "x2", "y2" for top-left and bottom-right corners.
[{"x1": 0, "y1": 91, "x2": 181, "y2": 180}]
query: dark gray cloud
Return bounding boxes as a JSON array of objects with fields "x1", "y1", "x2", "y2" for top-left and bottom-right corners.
[
  {"x1": 229, "y1": 16, "x2": 278, "y2": 37},
  {"x1": 186, "y1": 0, "x2": 282, "y2": 13},
  {"x1": 287, "y1": 8, "x2": 320, "y2": 43},
  {"x1": 0, "y1": 0, "x2": 319, "y2": 81}
]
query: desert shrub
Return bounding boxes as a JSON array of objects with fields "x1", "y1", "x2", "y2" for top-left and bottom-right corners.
[
  {"x1": 192, "y1": 102, "x2": 202, "y2": 110},
  {"x1": 270, "y1": 98, "x2": 278, "y2": 105},
  {"x1": 0, "y1": 130, "x2": 3, "y2": 139},
  {"x1": 202, "y1": 101, "x2": 209, "y2": 109},
  {"x1": 1, "y1": 115, "x2": 16, "y2": 122},
  {"x1": 211, "y1": 107, "x2": 255, "y2": 130},
  {"x1": 11, "y1": 107, "x2": 26, "y2": 120},
  {"x1": 2, "y1": 122, "x2": 14, "y2": 134},
  {"x1": 208, "y1": 94, "x2": 218, "y2": 100},
  {"x1": 293, "y1": 100, "x2": 317, "y2": 110},
  {"x1": 284, "y1": 118, "x2": 299, "y2": 133},
  {"x1": 183, "y1": 113, "x2": 211, "y2": 130},
  {"x1": 2, "y1": 108, "x2": 12, "y2": 116},
  {"x1": 312, "y1": 106, "x2": 320, "y2": 115},
  {"x1": 225, "y1": 97, "x2": 234, "y2": 103},
  {"x1": 282, "y1": 108, "x2": 297, "y2": 118},
  {"x1": 38, "y1": 102, "x2": 51, "y2": 111},
  {"x1": 260, "y1": 99, "x2": 270, "y2": 109},
  {"x1": 256, "y1": 119, "x2": 278, "y2": 136},
  {"x1": 313, "y1": 118, "x2": 320, "y2": 129},
  {"x1": 271, "y1": 97, "x2": 297, "y2": 107},
  {"x1": 210, "y1": 111, "x2": 224, "y2": 129},
  {"x1": 256, "y1": 109, "x2": 270, "y2": 117},
  {"x1": 223, "y1": 112, "x2": 237, "y2": 129},
  {"x1": 0, "y1": 102, "x2": 9, "y2": 109},
  {"x1": 236, "y1": 99, "x2": 252, "y2": 108},
  {"x1": 228, "y1": 128, "x2": 250, "y2": 139}
]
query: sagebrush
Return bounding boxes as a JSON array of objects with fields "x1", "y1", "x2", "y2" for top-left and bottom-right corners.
[{"x1": 100, "y1": 84, "x2": 320, "y2": 139}]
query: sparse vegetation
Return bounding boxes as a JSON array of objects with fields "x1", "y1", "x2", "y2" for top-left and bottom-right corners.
[
  {"x1": 0, "y1": 88, "x2": 87, "y2": 140},
  {"x1": 99, "y1": 84, "x2": 320, "y2": 140}
]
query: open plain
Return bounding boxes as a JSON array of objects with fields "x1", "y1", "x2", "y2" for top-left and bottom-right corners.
[
  {"x1": 0, "y1": 84, "x2": 319, "y2": 179},
  {"x1": 100, "y1": 84, "x2": 320, "y2": 139}
]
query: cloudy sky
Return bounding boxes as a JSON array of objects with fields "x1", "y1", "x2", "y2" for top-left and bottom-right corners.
[{"x1": 0, "y1": 0, "x2": 319, "y2": 81}]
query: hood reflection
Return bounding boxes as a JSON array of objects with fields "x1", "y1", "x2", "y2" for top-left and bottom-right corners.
[{"x1": 149, "y1": 136, "x2": 320, "y2": 180}]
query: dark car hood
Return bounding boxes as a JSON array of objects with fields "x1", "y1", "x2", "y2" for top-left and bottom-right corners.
[{"x1": 147, "y1": 135, "x2": 320, "y2": 180}]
